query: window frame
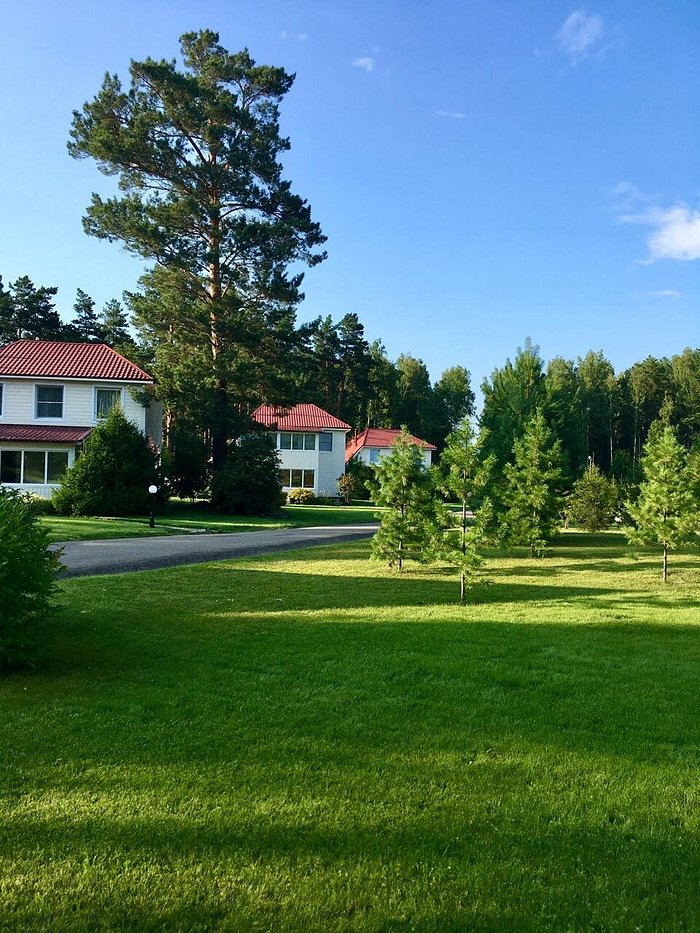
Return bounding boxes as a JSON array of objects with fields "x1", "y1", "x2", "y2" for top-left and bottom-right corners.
[
  {"x1": 319, "y1": 432, "x2": 333, "y2": 452},
  {"x1": 94, "y1": 386, "x2": 123, "y2": 421},
  {"x1": 34, "y1": 383, "x2": 64, "y2": 420},
  {"x1": 0, "y1": 382, "x2": 4, "y2": 418}
]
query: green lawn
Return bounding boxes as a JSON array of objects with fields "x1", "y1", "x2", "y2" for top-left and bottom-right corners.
[
  {"x1": 2, "y1": 533, "x2": 700, "y2": 930},
  {"x1": 42, "y1": 501, "x2": 379, "y2": 542}
]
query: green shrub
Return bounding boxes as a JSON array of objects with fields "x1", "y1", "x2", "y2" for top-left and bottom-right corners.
[
  {"x1": 287, "y1": 487, "x2": 316, "y2": 504},
  {"x1": 0, "y1": 489, "x2": 61, "y2": 667},
  {"x1": 211, "y1": 433, "x2": 283, "y2": 516},
  {"x1": 52, "y1": 406, "x2": 161, "y2": 516},
  {"x1": 342, "y1": 458, "x2": 374, "y2": 500},
  {"x1": 163, "y1": 426, "x2": 210, "y2": 501}
]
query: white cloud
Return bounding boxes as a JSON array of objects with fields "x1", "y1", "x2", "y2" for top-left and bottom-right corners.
[
  {"x1": 647, "y1": 290, "x2": 681, "y2": 299},
  {"x1": 353, "y1": 57, "x2": 375, "y2": 73},
  {"x1": 621, "y1": 205, "x2": 700, "y2": 262},
  {"x1": 557, "y1": 11, "x2": 604, "y2": 62},
  {"x1": 297, "y1": 32, "x2": 309, "y2": 42},
  {"x1": 436, "y1": 110, "x2": 466, "y2": 120}
]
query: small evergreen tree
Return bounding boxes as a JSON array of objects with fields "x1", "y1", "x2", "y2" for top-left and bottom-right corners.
[
  {"x1": 438, "y1": 420, "x2": 494, "y2": 602},
  {"x1": 52, "y1": 406, "x2": 160, "y2": 516},
  {"x1": 566, "y1": 463, "x2": 618, "y2": 531},
  {"x1": 368, "y1": 430, "x2": 441, "y2": 571},
  {"x1": 626, "y1": 425, "x2": 698, "y2": 582},
  {"x1": 503, "y1": 410, "x2": 564, "y2": 556},
  {"x1": 210, "y1": 433, "x2": 283, "y2": 516},
  {"x1": 0, "y1": 490, "x2": 61, "y2": 667}
]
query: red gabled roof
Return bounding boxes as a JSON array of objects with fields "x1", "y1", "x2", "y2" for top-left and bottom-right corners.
[
  {"x1": 0, "y1": 340, "x2": 152, "y2": 383},
  {"x1": 253, "y1": 403, "x2": 351, "y2": 432},
  {"x1": 0, "y1": 424, "x2": 92, "y2": 443},
  {"x1": 345, "y1": 427, "x2": 437, "y2": 462}
]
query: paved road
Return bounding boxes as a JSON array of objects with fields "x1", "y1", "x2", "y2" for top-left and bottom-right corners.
[{"x1": 53, "y1": 524, "x2": 379, "y2": 578}]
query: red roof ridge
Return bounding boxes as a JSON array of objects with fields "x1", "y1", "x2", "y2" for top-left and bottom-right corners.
[
  {"x1": 345, "y1": 427, "x2": 436, "y2": 462},
  {"x1": 253, "y1": 403, "x2": 351, "y2": 432},
  {"x1": 0, "y1": 340, "x2": 152, "y2": 382}
]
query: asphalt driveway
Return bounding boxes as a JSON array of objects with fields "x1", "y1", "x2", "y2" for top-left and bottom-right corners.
[{"x1": 53, "y1": 524, "x2": 379, "y2": 578}]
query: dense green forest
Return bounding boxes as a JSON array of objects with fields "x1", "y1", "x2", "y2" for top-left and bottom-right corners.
[{"x1": 2, "y1": 272, "x2": 698, "y2": 486}]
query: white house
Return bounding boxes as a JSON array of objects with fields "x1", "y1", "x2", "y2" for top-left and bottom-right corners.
[
  {"x1": 253, "y1": 403, "x2": 350, "y2": 497},
  {"x1": 345, "y1": 427, "x2": 436, "y2": 469},
  {"x1": 0, "y1": 339, "x2": 158, "y2": 498}
]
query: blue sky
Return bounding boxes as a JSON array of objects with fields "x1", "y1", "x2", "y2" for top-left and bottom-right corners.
[{"x1": 1, "y1": 1, "x2": 698, "y2": 396}]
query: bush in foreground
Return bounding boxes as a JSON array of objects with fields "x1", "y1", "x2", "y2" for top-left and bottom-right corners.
[
  {"x1": 52, "y1": 406, "x2": 160, "y2": 516},
  {"x1": 0, "y1": 489, "x2": 61, "y2": 667}
]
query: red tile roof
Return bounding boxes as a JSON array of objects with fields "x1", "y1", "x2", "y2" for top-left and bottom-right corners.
[
  {"x1": 254, "y1": 403, "x2": 351, "y2": 432},
  {"x1": 0, "y1": 340, "x2": 153, "y2": 383},
  {"x1": 0, "y1": 424, "x2": 92, "y2": 443},
  {"x1": 345, "y1": 427, "x2": 436, "y2": 462}
]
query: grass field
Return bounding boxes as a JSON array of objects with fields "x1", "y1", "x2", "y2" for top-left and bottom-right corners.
[
  {"x1": 2, "y1": 532, "x2": 699, "y2": 931},
  {"x1": 41, "y1": 501, "x2": 379, "y2": 542}
]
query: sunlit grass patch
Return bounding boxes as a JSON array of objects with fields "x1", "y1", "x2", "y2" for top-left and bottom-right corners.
[{"x1": 2, "y1": 534, "x2": 700, "y2": 930}]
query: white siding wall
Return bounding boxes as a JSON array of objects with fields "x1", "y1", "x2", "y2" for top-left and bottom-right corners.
[
  {"x1": 316, "y1": 431, "x2": 348, "y2": 495},
  {"x1": 353, "y1": 445, "x2": 432, "y2": 469},
  {"x1": 0, "y1": 378, "x2": 147, "y2": 431},
  {"x1": 275, "y1": 430, "x2": 348, "y2": 496}
]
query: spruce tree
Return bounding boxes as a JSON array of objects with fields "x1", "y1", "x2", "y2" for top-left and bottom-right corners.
[
  {"x1": 626, "y1": 425, "x2": 698, "y2": 582},
  {"x1": 503, "y1": 410, "x2": 564, "y2": 556},
  {"x1": 368, "y1": 430, "x2": 441, "y2": 571},
  {"x1": 100, "y1": 298, "x2": 132, "y2": 348},
  {"x1": 438, "y1": 420, "x2": 494, "y2": 602}
]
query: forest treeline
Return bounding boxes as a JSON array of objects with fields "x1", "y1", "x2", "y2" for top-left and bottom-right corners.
[{"x1": 2, "y1": 274, "x2": 699, "y2": 483}]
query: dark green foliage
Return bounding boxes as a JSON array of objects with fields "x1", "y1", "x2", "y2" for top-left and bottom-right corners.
[
  {"x1": 0, "y1": 276, "x2": 64, "y2": 342},
  {"x1": 52, "y1": 407, "x2": 160, "y2": 516},
  {"x1": 163, "y1": 427, "x2": 210, "y2": 501},
  {"x1": 342, "y1": 456, "x2": 374, "y2": 501},
  {"x1": 71, "y1": 288, "x2": 102, "y2": 341},
  {"x1": 503, "y1": 410, "x2": 564, "y2": 556},
  {"x1": 626, "y1": 425, "x2": 698, "y2": 582},
  {"x1": 0, "y1": 489, "x2": 61, "y2": 667},
  {"x1": 437, "y1": 420, "x2": 494, "y2": 602},
  {"x1": 210, "y1": 434, "x2": 283, "y2": 516},
  {"x1": 368, "y1": 430, "x2": 441, "y2": 570},
  {"x1": 566, "y1": 463, "x2": 618, "y2": 531},
  {"x1": 69, "y1": 30, "x2": 326, "y2": 468},
  {"x1": 99, "y1": 299, "x2": 132, "y2": 348}
]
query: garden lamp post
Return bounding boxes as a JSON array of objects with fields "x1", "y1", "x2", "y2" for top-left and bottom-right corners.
[{"x1": 148, "y1": 484, "x2": 158, "y2": 528}]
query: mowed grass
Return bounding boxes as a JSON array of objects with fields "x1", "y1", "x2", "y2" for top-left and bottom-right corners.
[
  {"x1": 2, "y1": 533, "x2": 700, "y2": 931},
  {"x1": 42, "y1": 501, "x2": 379, "y2": 542}
]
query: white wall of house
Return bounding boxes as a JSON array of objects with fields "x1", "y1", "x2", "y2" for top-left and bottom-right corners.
[
  {"x1": 0, "y1": 378, "x2": 147, "y2": 431},
  {"x1": 352, "y1": 445, "x2": 433, "y2": 469},
  {"x1": 273, "y1": 429, "x2": 348, "y2": 496}
]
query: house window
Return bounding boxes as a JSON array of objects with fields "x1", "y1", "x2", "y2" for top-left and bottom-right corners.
[
  {"x1": 0, "y1": 450, "x2": 21, "y2": 483},
  {"x1": 0, "y1": 449, "x2": 70, "y2": 484},
  {"x1": 279, "y1": 432, "x2": 316, "y2": 450},
  {"x1": 0, "y1": 383, "x2": 4, "y2": 417},
  {"x1": 278, "y1": 468, "x2": 315, "y2": 489},
  {"x1": 35, "y1": 385, "x2": 64, "y2": 419},
  {"x1": 23, "y1": 451, "x2": 46, "y2": 484},
  {"x1": 369, "y1": 448, "x2": 381, "y2": 464},
  {"x1": 47, "y1": 451, "x2": 70, "y2": 482},
  {"x1": 95, "y1": 387, "x2": 121, "y2": 419},
  {"x1": 319, "y1": 432, "x2": 333, "y2": 452}
]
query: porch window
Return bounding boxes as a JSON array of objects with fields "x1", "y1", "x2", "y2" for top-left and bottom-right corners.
[
  {"x1": 0, "y1": 449, "x2": 70, "y2": 484},
  {"x1": 0, "y1": 450, "x2": 21, "y2": 483},
  {"x1": 35, "y1": 385, "x2": 64, "y2": 419},
  {"x1": 278, "y1": 468, "x2": 315, "y2": 489}
]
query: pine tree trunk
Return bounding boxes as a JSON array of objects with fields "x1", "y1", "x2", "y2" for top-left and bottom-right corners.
[{"x1": 663, "y1": 541, "x2": 668, "y2": 583}]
